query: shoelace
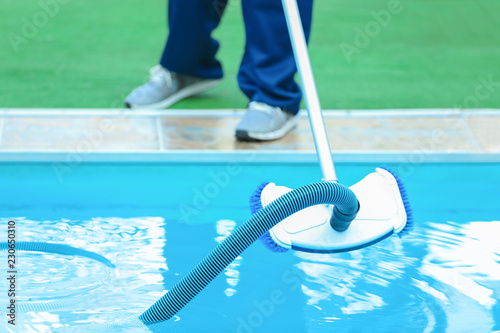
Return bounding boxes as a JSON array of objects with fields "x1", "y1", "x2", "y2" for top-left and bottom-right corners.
[
  {"x1": 249, "y1": 102, "x2": 287, "y2": 122},
  {"x1": 149, "y1": 65, "x2": 173, "y2": 88}
]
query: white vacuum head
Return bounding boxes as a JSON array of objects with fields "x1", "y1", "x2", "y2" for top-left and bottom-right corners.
[{"x1": 259, "y1": 168, "x2": 411, "y2": 253}]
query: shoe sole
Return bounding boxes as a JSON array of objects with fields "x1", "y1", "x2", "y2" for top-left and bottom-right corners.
[
  {"x1": 126, "y1": 79, "x2": 222, "y2": 109},
  {"x1": 235, "y1": 117, "x2": 298, "y2": 142}
]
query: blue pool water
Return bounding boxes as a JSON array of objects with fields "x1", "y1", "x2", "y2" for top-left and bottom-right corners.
[{"x1": 1, "y1": 162, "x2": 499, "y2": 333}]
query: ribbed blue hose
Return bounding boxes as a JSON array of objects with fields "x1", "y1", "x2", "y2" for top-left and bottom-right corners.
[
  {"x1": 0, "y1": 241, "x2": 115, "y2": 268},
  {"x1": 0, "y1": 241, "x2": 115, "y2": 314},
  {"x1": 140, "y1": 181, "x2": 358, "y2": 324}
]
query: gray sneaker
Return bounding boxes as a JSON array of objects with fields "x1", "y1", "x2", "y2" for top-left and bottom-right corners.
[
  {"x1": 235, "y1": 101, "x2": 298, "y2": 141},
  {"x1": 125, "y1": 65, "x2": 221, "y2": 109}
]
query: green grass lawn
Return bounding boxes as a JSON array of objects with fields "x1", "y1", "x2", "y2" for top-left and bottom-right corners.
[{"x1": 1, "y1": 0, "x2": 500, "y2": 109}]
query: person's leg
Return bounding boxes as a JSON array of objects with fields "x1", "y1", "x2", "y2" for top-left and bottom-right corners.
[
  {"x1": 160, "y1": 0, "x2": 228, "y2": 79},
  {"x1": 237, "y1": 0, "x2": 313, "y2": 115},
  {"x1": 126, "y1": 0, "x2": 227, "y2": 109}
]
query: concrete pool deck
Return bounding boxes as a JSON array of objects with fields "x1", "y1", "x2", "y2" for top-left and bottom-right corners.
[{"x1": 0, "y1": 108, "x2": 499, "y2": 163}]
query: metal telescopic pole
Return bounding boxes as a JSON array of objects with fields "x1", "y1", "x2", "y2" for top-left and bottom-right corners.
[{"x1": 282, "y1": 0, "x2": 338, "y2": 183}]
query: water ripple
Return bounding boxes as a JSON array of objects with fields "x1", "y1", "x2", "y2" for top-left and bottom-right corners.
[{"x1": 292, "y1": 220, "x2": 500, "y2": 332}]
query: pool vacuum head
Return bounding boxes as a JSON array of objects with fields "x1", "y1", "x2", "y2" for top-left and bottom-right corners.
[{"x1": 252, "y1": 167, "x2": 413, "y2": 253}]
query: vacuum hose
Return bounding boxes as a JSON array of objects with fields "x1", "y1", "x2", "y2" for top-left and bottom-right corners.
[
  {"x1": 140, "y1": 181, "x2": 359, "y2": 324},
  {"x1": 0, "y1": 241, "x2": 115, "y2": 268}
]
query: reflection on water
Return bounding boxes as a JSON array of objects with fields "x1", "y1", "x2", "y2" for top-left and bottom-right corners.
[
  {"x1": 422, "y1": 221, "x2": 499, "y2": 308},
  {"x1": 295, "y1": 220, "x2": 500, "y2": 333},
  {"x1": 294, "y1": 235, "x2": 416, "y2": 332},
  {"x1": 419, "y1": 221, "x2": 500, "y2": 333},
  {"x1": 215, "y1": 220, "x2": 243, "y2": 297},
  {"x1": 0, "y1": 217, "x2": 167, "y2": 333},
  {"x1": 1, "y1": 217, "x2": 499, "y2": 332}
]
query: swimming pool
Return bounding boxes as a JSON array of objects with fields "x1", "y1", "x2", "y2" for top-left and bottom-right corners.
[{"x1": 1, "y1": 162, "x2": 499, "y2": 332}]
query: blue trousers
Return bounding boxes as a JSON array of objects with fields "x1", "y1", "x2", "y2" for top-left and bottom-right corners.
[{"x1": 160, "y1": 0, "x2": 313, "y2": 114}]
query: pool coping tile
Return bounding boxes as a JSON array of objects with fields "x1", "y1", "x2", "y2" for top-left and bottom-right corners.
[
  {"x1": 463, "y1": 116, "x2": 500, "y2": 153},
  {"x1": 0, "y1": 117, "x2": 5, "y2": 148},
  {"x1": 1, "y1": 116, "x2": 160, "y2": 151},
  {"x1": 0, "y1": 108, "x2": 499, "y2": 163}
]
